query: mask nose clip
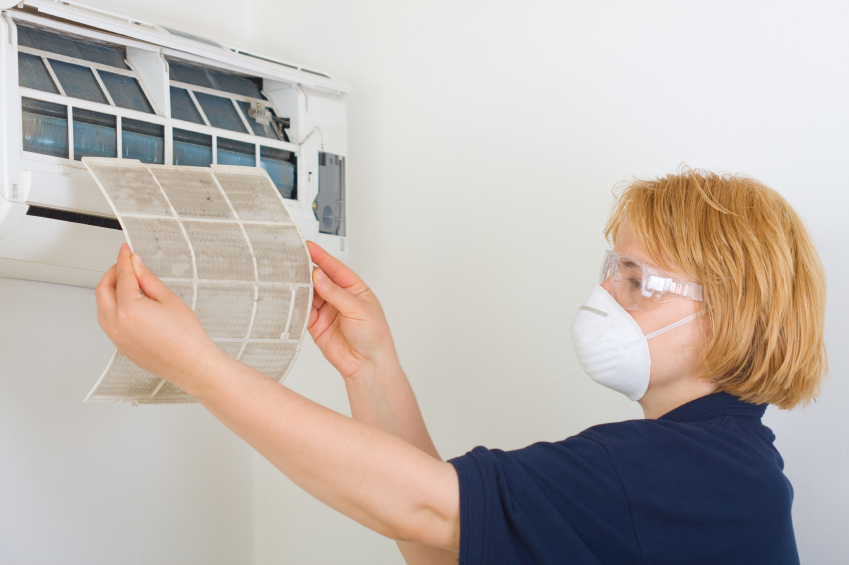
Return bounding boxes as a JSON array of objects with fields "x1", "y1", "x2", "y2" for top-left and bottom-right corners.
[{"x1": 579, "y1": 305, "x2": 608, "y2": 317}]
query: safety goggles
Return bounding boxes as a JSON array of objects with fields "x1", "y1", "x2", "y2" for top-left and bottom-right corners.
[{"x1": 600, "y1": 250, "x2": 703, "y2": 311}]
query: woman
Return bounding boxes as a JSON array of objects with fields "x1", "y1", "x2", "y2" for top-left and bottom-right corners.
[{"x1": 95, "y1": 168, "x2": 826, "y2": 564}]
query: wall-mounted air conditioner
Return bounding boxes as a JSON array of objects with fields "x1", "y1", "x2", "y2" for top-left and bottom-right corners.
[{"x1": 0, "y1": 0, "x2": 349, "y2": 287}]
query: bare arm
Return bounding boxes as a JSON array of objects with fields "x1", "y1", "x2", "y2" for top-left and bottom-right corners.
[
  {"x1": 95, "y1": 245, "x2": 460, "y2": 551},
  {"x1": 308, "y1": 242, "x2": 459, "y2": 564},
  {"x1": 345, "y1": 365, "x2": 459, "y2": 565}
]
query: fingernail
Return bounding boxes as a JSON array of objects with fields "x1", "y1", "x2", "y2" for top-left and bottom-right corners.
[
  {"x1": 315, "y1": 269, "x2": 326, "y2": 285},
  {"x1": 133, "y1": 253, "x2": 144, "y2": 266}
]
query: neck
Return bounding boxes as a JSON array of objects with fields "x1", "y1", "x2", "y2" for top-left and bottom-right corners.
[{"x1": 638, "y1": 376, "x2": 720, "y2": 419}]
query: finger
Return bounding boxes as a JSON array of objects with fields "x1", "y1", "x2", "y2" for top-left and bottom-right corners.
[
  {"x1": 309, "y1": 299, "x2": 341, "y2": 342},
  {"x1": 311, "y1": 294, "x2": 339, "y2": 332},
  {"x1": 309, "y1": 302, "x2": 319, "y2": 328},
  {"x1": 312, "y1": 267, "x2": 366, "y2": 319},
  {"x1": 131, "y1": 253, "x2": 175, "y2": 303},
  {"x1": 116, "y1": 243, "x2": 143, "y2": 302},
  {"x1": 309, "y1": 282, "x2": 338, "y2": 325},
  {"x1": 95, "y1": 263, "x2": 118, "y2": 318},
  {"x1": 312, "y1": 290, "x2": 326, "y2": 310},
  {"x1": 309, "y1": 290, "x2": 327, "y2": 330},
  {"x1": 308, "y1": 241, "x2": 370, "y2": 295}
]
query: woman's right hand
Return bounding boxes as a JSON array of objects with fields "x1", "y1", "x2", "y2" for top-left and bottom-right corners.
[{"x1": 307, "y1": 241, "x2": 400, "y2": 381}]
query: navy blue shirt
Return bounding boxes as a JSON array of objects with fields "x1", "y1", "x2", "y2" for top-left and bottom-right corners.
[{"x1": 449, "y1": 392, "x2": 798, "y2": 565}]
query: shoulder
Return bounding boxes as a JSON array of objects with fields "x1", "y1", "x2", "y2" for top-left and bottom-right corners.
[
  {"x1": 451, "y1": 430, "x2": 624, "y2": 487},
  {"x1": 451, "y1": 420, "x2": 666, "y2": 477},
  {"x1": 579, "y1": 418, "x2": 681, "y2": 446}
]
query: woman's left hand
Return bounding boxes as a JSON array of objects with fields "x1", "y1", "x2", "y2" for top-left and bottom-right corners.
[{"x1": 95, "y1": 243, "x2": 223, "y2": 391}]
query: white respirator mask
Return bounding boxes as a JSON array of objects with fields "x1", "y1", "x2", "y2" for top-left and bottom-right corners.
[{"x1": 570, "y1": 285, "x2": 705, "y2": 401}]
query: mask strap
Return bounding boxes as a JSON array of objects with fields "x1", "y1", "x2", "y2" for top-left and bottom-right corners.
[
  {"x1": 644, "y1": 309, "x2": 706, "y2": 340},
  {"x1": 624, "y1": 309, "x2": 706, "y2": 348}
]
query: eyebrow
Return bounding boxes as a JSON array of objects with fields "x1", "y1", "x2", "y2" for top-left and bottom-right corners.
[
  {"x1": 615, "y1": 250, "x2": 658, "y2": 270},
  {"x1": 616, "y1": 251, "x2": 678, "y2": 278},
  {"x1": 617, "y1": 250, "x2": 684, "y2": 280},
  {"x1": 620, "y1": 258, "x2": 640, "y2": 269}
]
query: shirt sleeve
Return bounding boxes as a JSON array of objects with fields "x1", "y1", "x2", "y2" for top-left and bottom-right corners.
[{"x1": 449, "y1": 435, "x2": 640, "y2": 565}]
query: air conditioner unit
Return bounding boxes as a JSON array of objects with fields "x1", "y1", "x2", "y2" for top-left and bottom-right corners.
[{"x1": 0, "y1": 0, "x2": 349, "y2": 288}]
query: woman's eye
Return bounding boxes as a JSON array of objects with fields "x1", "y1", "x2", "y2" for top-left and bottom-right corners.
[{"x1": 627, "y1": 278, "x2": 641, "y2": 289}]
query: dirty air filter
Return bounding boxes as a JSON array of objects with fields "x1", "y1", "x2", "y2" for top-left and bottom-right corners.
[{"x1": 81, "y1": 158, "x2": 312, "y2": 404}]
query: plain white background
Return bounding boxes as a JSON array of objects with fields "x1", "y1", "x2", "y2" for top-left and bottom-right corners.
[{"x1": 1, "y1": 1, "x2": 847, "y2": 563}]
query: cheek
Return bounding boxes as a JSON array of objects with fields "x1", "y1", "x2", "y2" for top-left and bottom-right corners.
[
  {"x1": 645, "y1": 319, "x2": 705, "y2": 382},
  {"x1": 630, "y1": 307, "x2": 706, "y2": 383}
]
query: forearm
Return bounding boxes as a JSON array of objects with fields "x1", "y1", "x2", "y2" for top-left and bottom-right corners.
[
  {"x1": 185, "y1": 354, "x2": 459, "y2": 549},
  {"x1": 346, "y1": 360, "x2": 440, "y2": 459},
  {"x1": 346, "y1": 362, "x2": 458, "y2": 564}
]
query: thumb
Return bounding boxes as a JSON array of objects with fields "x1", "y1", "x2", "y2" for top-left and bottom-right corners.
[
  {"x1": 313, "y1": 267, "x2": 366, "y2": 318},
  {"x1": 131, "y1": 254, "x2": 175, "y2": 303}
]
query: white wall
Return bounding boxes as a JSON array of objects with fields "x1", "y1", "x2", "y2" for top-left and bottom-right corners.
[
  {"x1": 2, "y1": 1, "x2": 847, "y2": 564},
  {"x1": 0, "y1": 278, "x2": 255, "y2": 564}
]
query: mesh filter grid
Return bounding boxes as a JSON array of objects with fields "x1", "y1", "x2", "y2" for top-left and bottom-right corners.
[
  {"x1": 244, "y1": 224, "x2": 311, "y2": 283},
  {"x1": 18, "y1": 52, "x2": 59, "y2": 94},
  {"x1": 183, "y1": 220, "x2": 254, "y2": 281},
  {"x1": 209, "y1": 71, "x2": 263, "y2": 99},
  {"x1": 167, "y1": 61, "x2": 215, "y2": 88},
  {"x1": 89, "y1": 353, "x2": 161, "y2": 398},
  {"x1": 151, "y1": 168, "x2": 234, "y2": 219},
  {"x1": 251, "y1": 285, "x2": 294, "y2": 339},
  {"x1": 170, "y1": 86, "x2": 205, "y2": 125},
  {"x1": 240, "y1": 342, "x2": 300, "y2": 382},
  {"x1": 287, "y1": 287, "x2": 312, "y2": 341},
  {"x1": 151, "y1": 382, "x2": 190, "y2": 399},
  {"x1": 18, "y1": 26, "x2": 129, "y2": 69},
  {"x1": 84, "y1": 161, "x2": 311, "y2": 403},
  {"x1": 164, "y1": 281, "x2": 194, "y2": 307},
  {"x1": 86, "y1": 163, "x2": 172, "y2": 216},
  {"x1": 214, "y1": 341, "x2": 245, "y2": 358},
  {"x1": 193, "y1": 92, "x2": 247, "y2": 133},
  {"x1": 98, "y1": 71, "x2": 154, "y2": 114},
  {"x1": 214, "y1": 172, "x2": 292, "y2": 222},
  {"x1": 120, "y1": 217, "x2": 193, "y2": 279},
  {"x1": 195, "y1": 283, "x2": 255, "y2": 338},
  {"x1": 48, "y1": 59, "x2": 108, "y2": 104}
]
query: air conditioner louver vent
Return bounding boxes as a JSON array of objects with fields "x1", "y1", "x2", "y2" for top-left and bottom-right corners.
[{"x1": 26, "y1": 206, "x2": 122, "y2": 230}]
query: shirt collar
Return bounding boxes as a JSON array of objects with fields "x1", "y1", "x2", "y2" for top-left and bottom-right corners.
[{"x1": 659, "y1": 391, "x2": 767, "y2": 423}]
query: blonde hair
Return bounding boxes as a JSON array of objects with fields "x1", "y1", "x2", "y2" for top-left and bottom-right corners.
[{"x1": 605, "y1": 166, "x2": 827, "y2": 409}]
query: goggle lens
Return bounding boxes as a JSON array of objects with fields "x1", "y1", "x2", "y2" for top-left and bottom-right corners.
[
  {"x1": 599, "y1": 251, "x2": 691, "y2": 311},
  {"x1": 606, "y1": 253, "x2": 645, "y2": 310}
]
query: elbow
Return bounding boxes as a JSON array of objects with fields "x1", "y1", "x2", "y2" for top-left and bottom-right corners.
[{"x1": 390, "y1": 503, "x2": 460, "y2": 552}]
